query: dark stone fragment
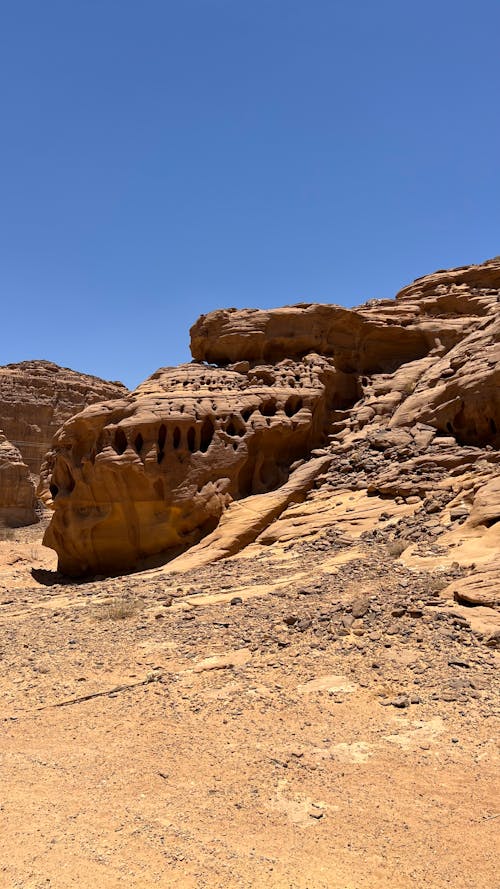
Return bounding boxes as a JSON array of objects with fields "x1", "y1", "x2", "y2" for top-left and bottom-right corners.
[
  {"x1": 351, "y1": 597, "x2": 370, "y2": 618},
  {"x1": 284, "y1": 614, "x2": 298, "y2": 626},
  {"x1": 297, "y1": 618, "x2": 312, "y2": 632},
  {"x1": 391, "y1": 695, "x2": 410, "y2": 708}
]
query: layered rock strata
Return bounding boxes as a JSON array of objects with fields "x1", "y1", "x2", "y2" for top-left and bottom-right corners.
[
  {"x1": 0, "y1": 360, "x2": 127, "y2": 475},
  {"x1": 40, "y1": 258, "x2": 500, "y2": 585},
  {"x1": 0, "y1": 432, "x2": 36, "y2": 527}
]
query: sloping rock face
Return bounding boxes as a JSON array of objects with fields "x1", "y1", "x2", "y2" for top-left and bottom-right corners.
[
  {"x1": 0, "y1": 432, "x2": 36, "y2": 527},
  {"x1": 41, "y1": 258, "x2": 500, "y2": 584},
  {"x1": 0, "y1": 361, "x2": 127, "y2": 475}
]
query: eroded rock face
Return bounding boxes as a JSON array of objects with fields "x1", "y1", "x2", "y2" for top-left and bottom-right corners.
[
  {"x1": 39, "y1": 357, "x2": 352, "y2": 575},
  {"x1": 0, "y1": 360, "x2": 127, "y2": 475},
  {"x1": 40, "y1": 257, "x2": 500, "y2": 582},
  {"x1": 0, "y1": 432, "x2": 36, "y2": 527},
  {"x1": 190, "y1": 303, "x2": 435, "y2": 371}
]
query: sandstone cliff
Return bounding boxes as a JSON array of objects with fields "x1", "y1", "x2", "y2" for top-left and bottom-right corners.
[
  {"x1": 40, "y1": 259, "x2": 500, "y2": 598},
  {"x1": 0, "y1": 432, "x2": 36, "y2": 527},
  {"x1": 0, "y1": 360, "x2": 127, "y2": 476},
  {"x1": 39, "y1": 356, "x2": 348, "y2": 575}
]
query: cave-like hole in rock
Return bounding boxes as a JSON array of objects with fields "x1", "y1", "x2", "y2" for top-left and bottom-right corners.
[
  {"x1": 490, "y1": 418, "x2": 497, "y2": 434},
  {"x1": 241, "y1": 407, "x2": 253, "y2": 422},
  {"x1": 485, "y1": 516, "x2": 500, "y2": 528},
  {"x1": 173, "y1": 427, "x2": 181, "y2": 449},
  {"x1": 446, "y1": 422, "x2": 453, "y2": 434},
  {"x1": 261, "y1": 399, "x2": 277, "y2": 417},
  {"x1": 158, "y1": 424, "x2": 167, "y2": 449},
  {"x1": 50, "y1": 484, "x2": 59, "y2": 499},
  {"x1": 284, "y1": 396, "x2": 303, "y2": 417},
  {"x1": 200, "y1": 417, "x2": 214, "y2": 453},
  {"x1": 114, "y1": 427, "x2": 127, "y2": 455},
  {"x1": 187, "y1": 426, "x2": 196, "y2": 452},
  {"x1": 135, "y1": 432, "x2": 144, "y2": 454},
  {"x1": 157, "y1": 424, "x2": 166, "y2": 464}
]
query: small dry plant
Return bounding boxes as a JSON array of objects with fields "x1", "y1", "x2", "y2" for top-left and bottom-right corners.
[
  {"x1": 94, "y1": 596, "x2": 141, "y2": 621},
  {"x1": 387, "y1": 539, "x2": 408, "y2": 558},
  {"x1": 428, "y1": 575, "x2": 449, "y2": 595}
]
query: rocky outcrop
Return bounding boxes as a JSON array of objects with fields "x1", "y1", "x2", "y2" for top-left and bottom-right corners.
[
  {"x1": 39, "y1": 357, "x2": 353, "y2": 575},
  {"x1": 190, "y1": 257, "x2": 500, "y2": 370},
  {"x1": 40, "y1": 258, "x2": 500, "y2": 586},
  {"x1": 0, "y1": 432, "x2": 36, "y2": 527},
  {"x1": 0, "y1": 361, "x2": 127, "y2": 475},
  {"x1": 190, "y1": 303, "x2": 435, "y2": 371}
]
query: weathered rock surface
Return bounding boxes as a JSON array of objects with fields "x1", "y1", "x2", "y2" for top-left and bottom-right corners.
[
  {"x1": 39, "y1": 357, "x2": 348, "y2": 575},
  {"x1": 0, "y1": 432, "x2": 36, "y2": 526},
  {"x1": 40, "y1": 258, "x2": 500, "y2": 599},
  {"x1": 0, "y1": 360, "x2": 127, "y2": 475}
]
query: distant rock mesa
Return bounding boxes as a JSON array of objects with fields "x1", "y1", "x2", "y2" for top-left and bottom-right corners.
[
  {"x1": 0, "y1": 432, "x2": 36, "y2": 527},
  {"x1": 0, "y1": 360, "x2": 127, "y2": 476}
]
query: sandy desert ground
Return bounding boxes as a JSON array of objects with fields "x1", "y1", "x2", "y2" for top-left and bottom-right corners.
[{"x1": 1, "y1": 506, "x2": 498, "y2": 889}]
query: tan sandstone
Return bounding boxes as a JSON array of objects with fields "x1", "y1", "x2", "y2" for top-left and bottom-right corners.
[
  {"x1": 0, "y1": 360, "x2": 127, "y2": 476},
  {"x1": 0, "y1": 431, "x2": 36, "y2": 526}
]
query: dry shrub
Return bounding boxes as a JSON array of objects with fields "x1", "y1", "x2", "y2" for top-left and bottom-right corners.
[
  {"x1": 387, "y1": 539, "x2": 408, "y2": 558},
  {"x1": 94, "y1": 596, "x2": 141, "y2": 621},
  {"x1": 428, "y1": 575, "x2": 449, "y2": 594}
]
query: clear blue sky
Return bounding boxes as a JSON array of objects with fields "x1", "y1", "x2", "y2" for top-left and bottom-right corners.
[{"x1": 1, "y1": 1, "x2": 499, "y2": 389}]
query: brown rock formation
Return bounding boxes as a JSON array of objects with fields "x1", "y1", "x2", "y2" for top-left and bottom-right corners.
[
  {"x1": 40, "y1": 257, "x2": 500, "y2": 583},
  {"x1": 0, "y1": 432, "x2": 36, "y2": 527},
  {"x1": 0, "y1": 360, "x2": 127, "y2": 475},
  {"x1": 39, "y1": 357, "x2": 353, "y2": 575}
]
